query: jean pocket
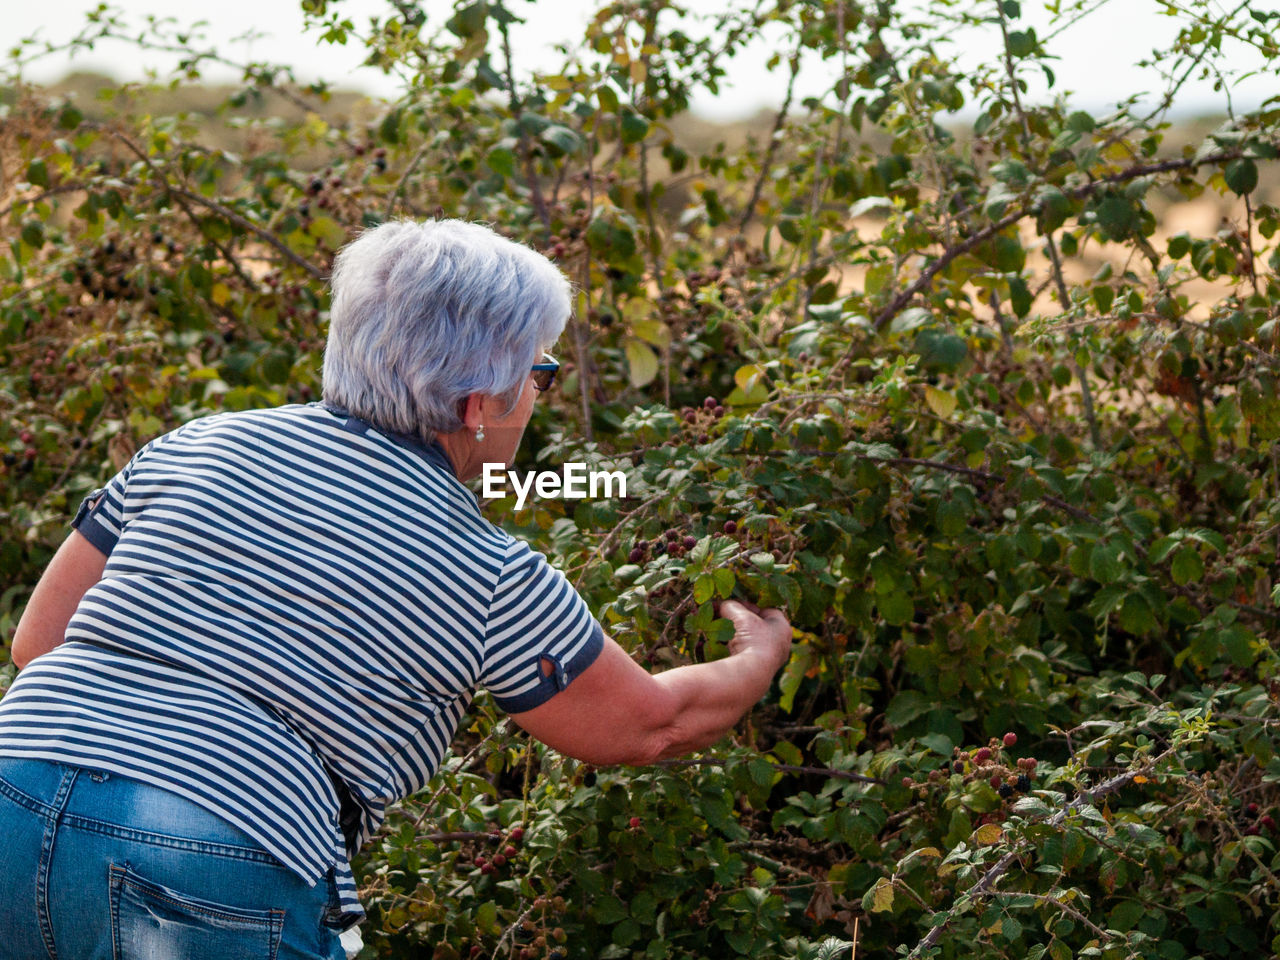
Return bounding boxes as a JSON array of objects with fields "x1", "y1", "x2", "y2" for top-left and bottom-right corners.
[{"x1": 109, "y1": 863, "x2": 285, "y2": 960}]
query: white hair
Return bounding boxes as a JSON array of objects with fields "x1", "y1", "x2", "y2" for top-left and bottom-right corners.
[{"x1": 322, "y1": 219, "x2": 570, "y2": 442}]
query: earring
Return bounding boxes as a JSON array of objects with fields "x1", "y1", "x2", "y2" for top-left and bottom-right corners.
[{"x1": 475, "y1": 425, "x2": 485, "y2": 442}]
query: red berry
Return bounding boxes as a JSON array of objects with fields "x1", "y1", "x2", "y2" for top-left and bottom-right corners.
[
  {"x1": 481, "y1": 863, "x2": 496, "y2": 875},
  {"x1": 682, "y1": 409, "x2": 697, "y2": 423},
  {"x1": 628, "y1": 816, "x2": 641, "y2": 829},
  {"x1": 1003, "y1": 732, "x2": 1018, "y2": 747},
  {"x1": 990, "y1": 773, "x2": 1003, "y2": 789},
  {"x1": 473, "y1": 856, "x2": 486, "y2": 868},
  {"x1": 470, "y1": 947, "x2": 482, "y2": 958},
  {"x1": 492, "y1": 854, "x2": 507, "y2": 867},
  {"x1": 628, "y1": 547, "x2": 644, "y2": 563},
  {"x1": 703, "y1": 396, "x2": 716, "y2": 409},
  {"x1": 901, "y1": 776, "x2": 913, "y2": 788},
  {"x1": 510, "y1": 827, "x2": 524, "y2": 841},
  {"x1": 665, "y1": 529, "x2": 679, "y2": 542},
  {"x1": 504, "y1": 844, "x2": 517, "y2": 858},
  {"x1": 1263, "y1": 815, "x2": 1277, "y2": 831},
  {"x1": 974, "y1": 747, "x2": 992, "y2": 763},
  {"x1": 23, "y1": 447, "x2": 36, "y2": 460},
  {"x1": 1246, "y1": 802, "x2": 1260, "y2": 816},
  {"x1": 723, "y1": 520, "x2": 738, "y2": 534},
  {"x1": 19, "y1": 430, "x2": 33, "y2": 444},
  {"x1": 1245, "y1": 824, "x2": 1260, "y2": 836},
  {"x1": 714, "y1": 405, "x2": 726, "y2": 417},
  {"x1": 682, "y1": 535, "x2": 697, "y2": 549}
]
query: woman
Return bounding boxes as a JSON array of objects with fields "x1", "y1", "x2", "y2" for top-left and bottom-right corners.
[{"x1": 0, "y1": 219, "x2": 793, "y2": 959}]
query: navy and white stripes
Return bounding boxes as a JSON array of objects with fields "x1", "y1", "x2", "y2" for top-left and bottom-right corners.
[{"x1": 0, "y1": 403, "x2": 603, "y2": 929}]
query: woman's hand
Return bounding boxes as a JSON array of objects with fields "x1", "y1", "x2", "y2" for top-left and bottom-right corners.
[{"x1": 719, "y1": 599, "x2": 793, "y2": 672}]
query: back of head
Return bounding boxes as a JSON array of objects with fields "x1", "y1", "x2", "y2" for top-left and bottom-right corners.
[{"x1": 322, "y1": 219, "x2": 571, "y2": 442}]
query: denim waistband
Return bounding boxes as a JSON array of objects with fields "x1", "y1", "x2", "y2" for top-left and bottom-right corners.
[{"x1": 0, "y1": 755, "x2": 279, "y2": 863}]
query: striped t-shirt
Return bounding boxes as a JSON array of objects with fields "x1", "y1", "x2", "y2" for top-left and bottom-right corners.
[{"x1": 0, "y1": 402, "x2": 603, "y2": 928}]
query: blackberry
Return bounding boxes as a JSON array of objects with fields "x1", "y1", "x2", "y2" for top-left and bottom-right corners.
[
  {"x1": 1016, "y1": 774, "x2": 1031, "y2": 793},
  {"x1": 998, "y1": 784, "x2": 1014, "y2": 799}
]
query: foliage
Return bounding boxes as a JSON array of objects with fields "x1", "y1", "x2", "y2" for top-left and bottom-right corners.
[{"x1": 4, "y1": 0, "x2": 1280, "y2": 957}]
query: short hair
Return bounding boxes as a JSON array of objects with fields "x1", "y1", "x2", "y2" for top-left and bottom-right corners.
[{"x1": 322, "y1": 219, "x2": 571, "y2": 442}]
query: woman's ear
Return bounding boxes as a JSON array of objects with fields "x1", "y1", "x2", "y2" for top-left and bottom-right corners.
[{"x1": 459, "y1": 393, "x2": 485, "y2": 431}]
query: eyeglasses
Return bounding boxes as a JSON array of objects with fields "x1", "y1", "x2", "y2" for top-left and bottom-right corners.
[{"x1": 531, "y1": 353, "x2": 559, "y2": 392}]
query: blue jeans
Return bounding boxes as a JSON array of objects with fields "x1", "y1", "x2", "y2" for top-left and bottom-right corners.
[{"x1": 0, "y1": 757, "x2": 347, "y2": 960}]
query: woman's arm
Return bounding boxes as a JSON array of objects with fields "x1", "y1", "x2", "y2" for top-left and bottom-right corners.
[
  {"x1": 508, "y1": 600, "x2": 792, "y2": 766},
  {"x1": 10, "y1": 529, "x2": 107, "y2": 670}
]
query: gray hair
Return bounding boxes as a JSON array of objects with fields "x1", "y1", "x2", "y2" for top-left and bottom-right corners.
[{"x1": 322, "y1": 219, "x2": 571, "y2": 442}]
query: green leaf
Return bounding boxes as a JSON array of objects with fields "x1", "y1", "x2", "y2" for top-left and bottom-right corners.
[
  {"x1": 624, "y1": 339, "x2": 659, "y2": 387},
  {"x1": 1009, "y1": 276, "x2": 1032, "y2": 317},
  {"x1": 885, "y1": 690, "x2": 931, "y2": 728},
  {"x1": 593, "y1": 896, "x2": 630, "y2": 924},
  {"x1": 486, "y1": 145, "x2": 517, "y2": 178},
  {"x1": 1224, "y1": 158, "x2": 1258, "y2": 196},
  {"x1": 713, "y1": 567, "x2": 735, "y2": 598},
  {"x1": 541, "y1": 125, "x2": 581, "y2": 156},
  {"x1": 620, "y1": 113, "x2": 650, "y2": 144},
  {"x1": 878, "y1": 591, "x2": 914, "y2": 626},
  {"x1": 1006, "y1": 29, "x2": 1036, "y2": 57},
  {"x1": 58, "y1": 104, "x2": 84, "y2": 130},
  {"x1": 778, "y1": 645, "x2": 811, "y2": 713},
  {"x1": 1171, "y1": 546, "x2": 1204, "y2": 586},
  {"x1": 1089, "y1": 541, "x2": 1124, "y2": 584},
  {"x1": 26, "y1": 159, "x2": 48, "y2": 188},
  {"x1": 924, "y1": 386, "x2": 957, "y2": 419},
  {"x1": 863, "y1": 877, "x2": 894, "y2": 914},
  {"x1": 693, "y1": 574, "x2": 715, "y2": 605}
]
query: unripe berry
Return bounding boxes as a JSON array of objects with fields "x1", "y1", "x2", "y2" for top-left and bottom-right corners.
[
  {"x1": 628, "y1": 547, "x2": 644, "y2": 563},
  {"x1": 504, "y1": 845, "x2": 517, "y2": 858},
  {"x1": 723, "y1": 520, "x2": 737, "y2": 534},
  {"x1": 1246, "y1": 802, "x2": 1260, "y2": 816},
  {"x1": 1003, "y1": 732, "x2": 1018, "y2": 747},
  {"x1": 481, "y1": 863, "x2": 496, "y2": 875},
  {"x1": 682, "y1": 535, "x2": 697, "y2": 549},
  {"x1": 628, "y1": 816, "x2": 641, "y2": 829},
  {"x1": 492, "y1": 854, "x2": 507, "y2": 867},
  {"x1": 510, "y1": 827, "x2": 524, "y2": 841},
  {"x1": 974, "y1": 747, "x2": 992, "y2": 763},
  {"x1": 990, "y1": 773, "x2": 1003, "y2": 789},
  {"x1": 19, "y1": 430, "x2": 33, "y2": 444},
  {"x1": 703, "y1": 396, "x2": 716, "y2": 409},
  {"x1": 901, "y1": 776, "x2": 913, "y2": 788},
  {"x1": 1262, "y1": 815, "x2": 1277, "y2": 831},
  {"x1": 473, "y1": 856, "x2": 486, "y2": 868}
]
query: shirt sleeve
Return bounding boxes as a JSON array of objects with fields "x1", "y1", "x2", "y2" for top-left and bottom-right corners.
[
  {"x1": 480, "y1": 537, "x2": 605, "y2": 713},
  {"x1": 71, "y1": 452, "x2": 141, "y2": 556}
]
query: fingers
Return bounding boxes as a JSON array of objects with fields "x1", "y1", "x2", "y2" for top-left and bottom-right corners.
[{"x1": 717, "y1": 598, "x2": 789, "y2": 628}]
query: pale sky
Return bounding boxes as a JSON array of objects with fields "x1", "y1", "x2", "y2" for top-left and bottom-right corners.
[{"x1": 4, "y1": 1, "x2": 1272, "y2": 121}]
